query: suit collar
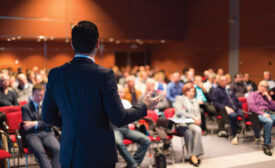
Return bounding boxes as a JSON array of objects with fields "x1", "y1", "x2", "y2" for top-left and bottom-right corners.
[{"x1": 71, "y1": 57, "x2": 95, "y2": 64}]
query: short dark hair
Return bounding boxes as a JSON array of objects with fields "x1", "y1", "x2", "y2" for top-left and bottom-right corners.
[
  {"x1": 32, "y1": 84, "x2": 44, "y2": 93},
  {"x1": 234, "y1": 72, "x2": 242, "y2": 79},
  {"x1": 71, "y1": 21, "x2": 99, "y2": 54}
]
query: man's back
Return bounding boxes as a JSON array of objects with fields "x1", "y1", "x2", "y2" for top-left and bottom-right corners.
[{"x1": 42, "y1": 57, "x2": 147, "y2": 167}]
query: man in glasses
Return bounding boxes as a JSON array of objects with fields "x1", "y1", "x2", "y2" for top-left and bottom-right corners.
[{"x1": 247, "y1": 80, "x2": 275, "y2": 156}]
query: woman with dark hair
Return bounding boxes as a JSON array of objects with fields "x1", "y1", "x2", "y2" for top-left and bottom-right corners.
[{"x1": 173, "y1": 82, "x2": 204, "y2": 167}]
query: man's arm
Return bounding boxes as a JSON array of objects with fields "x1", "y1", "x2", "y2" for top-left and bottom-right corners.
[
  {"x1": 212, "y1": 89, "x2": 225, "y2": 110},
  {"x1": 42, "y1": 70, "x2": 60, "y2": 127},
  {"x1": 247, "y1": 92, "x2": 264, "y2": 115}
]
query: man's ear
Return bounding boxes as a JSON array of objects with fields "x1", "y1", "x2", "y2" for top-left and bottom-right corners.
[{"x1": 95, "y1": 40, "x2": 100, "y2": 49}]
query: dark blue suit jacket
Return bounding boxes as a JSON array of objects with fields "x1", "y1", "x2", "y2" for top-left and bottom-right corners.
[
  {"x1": 22, "y1": 100, "x2": 52, "y2": 135},
  {"x1": 42, "y1": 57, "x2": 147, "y2": 167}
]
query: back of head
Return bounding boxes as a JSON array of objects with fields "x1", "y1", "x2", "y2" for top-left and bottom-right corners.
[{"x1": 72, "y1": 21, "x2": 99, "y2": 54}]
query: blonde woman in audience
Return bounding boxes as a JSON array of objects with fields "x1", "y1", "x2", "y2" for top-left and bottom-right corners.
[
  {"x1": 154, "y1": 71, "x2": 167, "y2": 95},
  {"x1": 173, "y1": 83, "x2": 203, "y2": 167}
]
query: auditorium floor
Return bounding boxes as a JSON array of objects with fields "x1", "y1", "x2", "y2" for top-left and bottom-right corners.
[{"x1": 11, "y1": 132, "x2": 275, "y2": 168}]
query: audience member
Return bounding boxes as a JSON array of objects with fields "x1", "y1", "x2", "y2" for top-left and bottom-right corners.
[
  {"x1": 13, "y1": 73, "x2": 33, "y2": 102},
  {"x1": 124, "y1": 75, "x2": 142, "y2": 106},
  {"x1": 139, "y1": 78, "x2": 169, "y2": 112},
  {"x1": 229, "y1": 73, "x2": 247, "y2": 98},
  {"x1": 263, "y1": 71, "x2": 275, "y2": 89},
  {"x1": 22, "y1": 84, "x2": 60, "y2": 168},
  {"x1": 212, "y1": 76, "x2": 243, "y2": 145},
  {"x1": 0, "y1": 74, "x2": 19, "y2": 106},
  {"x1": 173, "y1": 83, "x2": 203, "y2": 167},
  {"x1": 114, "y1": 84, "x2": 151, "y2": 168},
  {"x1": 193, "y1": 76, "x2": 216, "y2": 134},
  {"x1": 247, "y1": 80, "x2": 275, "y2": 156},
  {"x1": 154, "y1": 71, "x2": 167, "y2": 95},
  {"x1": 243, "y1": 73, "x2": 257, "y2": 92},
  {"x1": 166, "y1": 72, "x2": 184, "y2": 105}
]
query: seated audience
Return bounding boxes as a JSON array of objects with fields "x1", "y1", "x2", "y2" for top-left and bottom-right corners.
[
  {"x1": 154, "y1": 71, "x2": 167, "y2": 95},
  {"x1": 115, "y1": 84, "x2": 151, "y2": 168},
  {"x1": 203, "y1": 73, "x2": 217, "y2": 93},
  {"x1": 166, "y1": 72, "x2": 184, "y2": 105},
  {"x1": 22, "y1": 84, "x2": 60, "y2": 168},
  {"x1": 124, "y1": 75, "x2": 142, "y2": 106},
  {"x1": 212, "y1": 76, "x2": 243, "y2": 145},
  {"x1": 193, "y1": 76, "x2": 216, "y2": 134},
  {"x1": 139, "y1": 78, "x2": 169, "y2": 112},
  {"x1": 247, "y1": 80, "x2": 275, "y2": 156},
  {"x1": 174, "y1": 83, "x2": 203, "y2": 167},
  {"x1": 243, "y1": 73, "x2": 257, "y2": 92},
  {"x1": 13, "y1": 73, "x2": 33, "y2": 102},
  {"x1": 0, "y1": 74, "x2": 19, "y2": 107},
  {"x1": 229, "y1": 73, "x2": 247, "y2": 98},
  {"x1": 263, "y1": 71, "x2": 275, "y2": 89}
]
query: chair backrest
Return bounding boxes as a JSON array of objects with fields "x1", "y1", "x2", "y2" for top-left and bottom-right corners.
[
  {"x1": 19, "y1": 101, "x2": 28, "y2": 106},
  {"x1": 238, "y1": 97, "x2": 247, "y2": 104},
  {"x1": 164, "y1": 108, "x2": 175, "y2": 119},
  {"x1": 145, "y1": 110, "x2": 158, "y2": 122},
  {"x1": 6, "y1": 111, "x2": 22, "y2": 133},
  {"x1": 0, "y1": 106, "x2": 21, "y2": 114}
]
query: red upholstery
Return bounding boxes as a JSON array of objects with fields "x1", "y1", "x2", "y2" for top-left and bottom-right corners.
[
  {"x1": 164, "y1": 108, "x2": 175, "y2": 119},
  {"x1": 238, "y1": 97, "x2": 247, "y2": 104},
  {"x1": 0, "y1": 149, "x2": 11, "y2": 159},
  {"x1": 9, "y1": 134, "x2": 17, "y2": 143},
  {"x1": 145, "y1": 110, "x2": 158, "y2": 122},
  {"x1": 24, "y1": 148, "x2": 31, "y2": 154},
  {"x1": 245, "y1": 121, "x2": 252, "y2": 126},
  {"x1": 148, "y1": 136, "x2": 161, "y2": 141},
  {"x1": 216, "y1": 115, "x2": 222, "y2": 119},
  {"x1": 237, "y1": 116, "x2": 243, "y2": 121},
  {"x1": 123, "y1": 139, "x2": 133, "y2": 145},
  {"x1": 19, "y1": 101, "x2": 28, "y2": 106},
  {"x1": 0, "y1": 106, "x2": 21, "y2": 114},
  {"x1": 128, "y1": 123, "x2": 135, "y2": 130},
  {"x1": 6, "y1": 111, "x2": 22, "y2": 133}
]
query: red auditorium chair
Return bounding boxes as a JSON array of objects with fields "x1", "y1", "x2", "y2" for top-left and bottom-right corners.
[
  {"x1": 0, "y1": 149, "x2": 11, "y2": 168},
  {"x1": 5, "y1": 110, "x2": 23, "y2": 166},
  {"x1": 19, "y1": 101, "x2": 28, "y2": 106}
]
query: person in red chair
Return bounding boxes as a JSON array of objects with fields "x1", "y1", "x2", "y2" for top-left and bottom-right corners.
[
  {"x1": 212, "y1": 76, "x2": 243, "y2": 145},
  {"x1": 174, "y1": 83, "x2": 203, "y2": 167},
  {"x1": 247, "y1": 80, "x2": 275, "y2": 156},
  {"x1": 0, "y1": 74, "x2": 19, "y2": 107},
  {"x1": 114, "y1": 84, "x2": 151, "y2": 168},
  {"x1": 22, "y1": 84, "x2": 60, "y2": 168}
]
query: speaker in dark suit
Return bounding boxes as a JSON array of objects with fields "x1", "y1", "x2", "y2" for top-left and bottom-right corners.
[
  {"x1": 42, "y1": 21, "x2": 159, "y2": 168},
  {"x1": 22, "y1": 84, "x2": 60, "y2": 168}
]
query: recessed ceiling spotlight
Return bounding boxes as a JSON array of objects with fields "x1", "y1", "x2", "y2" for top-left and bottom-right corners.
[
  {"x1": 7, "y1": 38, "x2": 11, "y2": 41},
  {"x1": 17, "y1": 36, "x2": 21, "y2": 39},
  {"x1": 50, "y1": 37, "x2": 54, "y2": 40},
  {"x1": 11, "y1": 37, "x2": 16, "y2": 40},
  {"x1": 38, "y1": 35, "x2": 44, "y2": 39},
  {"x1": 160, "y1": 39, "x2": 166, "y2": 44},
  {"x1": 136, "y1": 39, "x2": 141, "y2": 43},
  {"x1": 115, "y1": 40, "x2": 120, "y2": 44},
  {"x1": 109, "y1": 38, "x2": 114, "y2": 42}
]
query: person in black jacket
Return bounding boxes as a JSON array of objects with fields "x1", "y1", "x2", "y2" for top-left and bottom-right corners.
[
  {"x1": 212, "y1": 76, "x2": 243, "y2": 145},
  {"x1": 22, "y1": 84, "x2": 60, "y2": 168},
  {"x1": 42, "y1": 21, "x2": 160, "y2": 168}
]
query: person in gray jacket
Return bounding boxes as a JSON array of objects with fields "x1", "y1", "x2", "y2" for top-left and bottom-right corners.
[{"x1": 173, "y1": 82, "x2": 203, "y2": 167}]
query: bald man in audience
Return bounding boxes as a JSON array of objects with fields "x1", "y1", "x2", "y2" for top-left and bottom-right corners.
[
  {"x1": 247, "y1": 80, "x2": 275, "y2": 156},
  {"x1": 13, "y1": 73, "x2": 33, "y2": 102},
  {"x1": 0, "y1": 74, "x2": 19, "y2": 107},
  {"x1": 263, "y1": 71, "x2": 275, "y2": 89}
]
